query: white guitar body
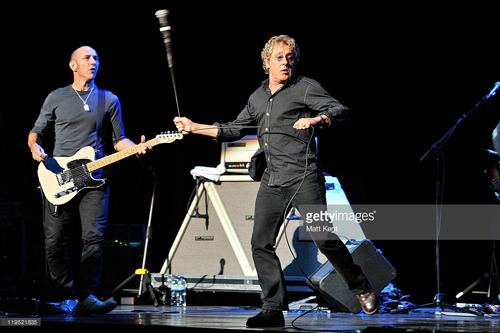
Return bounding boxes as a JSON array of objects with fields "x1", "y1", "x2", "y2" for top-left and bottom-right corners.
[
  {"x1": 38, "y1": 146, "x2": 103, "y2": 205},
  {"x1": 38, "y1": 133, "x2": 182, "y2": 205}
]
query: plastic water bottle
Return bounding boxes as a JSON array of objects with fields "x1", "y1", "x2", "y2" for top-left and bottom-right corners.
[
  {"x1": 158, "y1": 274, "x2": 172, "y2": 304},
  {"x1": 178, "y1": 276, "x2": 187, "y2": 306},
  {"x1": 170, "y1": 275, "x2": 179, "y2": 306}
]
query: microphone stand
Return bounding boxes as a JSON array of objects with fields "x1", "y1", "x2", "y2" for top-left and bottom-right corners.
[
  {"x1": 391, "y1": 85, "x2": 498, "y2": 315},
  {"x1": 104, "y1": 168, "x2": 160, "y2": 306}
]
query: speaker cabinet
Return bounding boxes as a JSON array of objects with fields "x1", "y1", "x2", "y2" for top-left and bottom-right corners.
[
  {"x1": 307, "y1": 240, "x2": 397, "y2": 313},
  {"x1": 170, "y1": 180, "x2": 327, "y2": 277},
  {"x1": 171, "y1": 181, "x2": 258, "y2": 276}
]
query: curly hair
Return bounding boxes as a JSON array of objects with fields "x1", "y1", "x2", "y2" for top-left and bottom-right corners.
[{"x1": 261, "y1": 35, "x2": 300, "y2": 74}]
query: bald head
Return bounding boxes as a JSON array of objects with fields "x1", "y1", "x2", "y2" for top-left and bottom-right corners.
[
  {"x1": 69, "y1": 46, "x2": 99, "y2": 90},
  {"x1": 70, "y1": 46, "x2": 97, "y2": 62}
]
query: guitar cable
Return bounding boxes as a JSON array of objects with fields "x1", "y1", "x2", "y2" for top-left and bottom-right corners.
[
  {"x1": 38, "y1": 182, "x2": 58, "y2": 217},
  {"x1": 37, "y1": 182, "x2": 53, "y2": 299}
]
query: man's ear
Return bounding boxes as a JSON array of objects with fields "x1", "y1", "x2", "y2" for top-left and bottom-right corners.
[
  {"x1": 69, "y1": 60, "x2": 77, "y2": 72},
  {"x1": 265, "y1": 58, "x2": 270, "y2": 72}
]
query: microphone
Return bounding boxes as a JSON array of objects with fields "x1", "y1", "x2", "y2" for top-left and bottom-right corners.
[
  {"x1": 155, "y1": 9, "x2": 181, "y2": 117},
  {"x1": 487, "y1": 82, "x2": 500, "y2": 99},
  {"x1": 155, "y1": 9, "x2": 173, "y2": 68}
]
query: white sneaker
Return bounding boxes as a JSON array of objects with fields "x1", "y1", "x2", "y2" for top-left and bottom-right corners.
[{"x1": 48, "y1": 299, "x2": 78, "y2": 314}]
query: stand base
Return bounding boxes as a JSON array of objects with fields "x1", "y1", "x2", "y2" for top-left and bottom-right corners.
[
  {"x1": 105, "y1": 269, "x2": 160, "y2": 307},
  {"x1": 136, "y1": 269, "x2": 160, "y2": 307},
  {"x1": 390, "y1": 293, "x2": 480, "y2": 316}
]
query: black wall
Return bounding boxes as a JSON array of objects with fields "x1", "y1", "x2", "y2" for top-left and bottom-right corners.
[{"x1": 2, "y1": 2, "x2": 499, "y2": 303}]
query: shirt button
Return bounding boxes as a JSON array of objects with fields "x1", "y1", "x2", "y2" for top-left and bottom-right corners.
[
  {"x1": 265, "y1": 143, "x2": 268, "y2": 146},
  {"x1": 265, "y1": 128, "x2": 269, "y2": 132},
  {"x1": 266, "y1": 113, "x2": 270, "y2": 116}
]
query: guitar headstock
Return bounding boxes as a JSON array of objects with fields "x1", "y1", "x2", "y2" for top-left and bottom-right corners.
[{"x1": 154, "y1": 131, "x2": 184, "y2": 144}]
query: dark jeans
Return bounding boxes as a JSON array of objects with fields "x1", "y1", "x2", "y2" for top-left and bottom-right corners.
[
  {"x1": 42, "y1": 185, "x2": 109, "y2": 301},
  {"x1": 252, "y1": 172, "x2": 367, "y2": 311}
]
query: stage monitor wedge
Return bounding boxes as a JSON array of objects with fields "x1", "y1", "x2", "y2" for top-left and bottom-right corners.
[{"x1": 307, "y1": 240, "x2": 397, "y2": 313}]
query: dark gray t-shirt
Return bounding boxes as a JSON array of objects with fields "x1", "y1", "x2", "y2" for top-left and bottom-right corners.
[{"x1": 30, "y1": 84, "x2": 127, "y2": 159}]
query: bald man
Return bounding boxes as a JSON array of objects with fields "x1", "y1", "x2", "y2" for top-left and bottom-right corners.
[{"x1": 28, "y1": 46, "x2": 151, "y2": 315}]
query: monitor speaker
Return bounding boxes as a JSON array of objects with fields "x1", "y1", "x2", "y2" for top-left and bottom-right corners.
[{"x1": 307, "y1": 240, "x2": 397, "y2": 313}]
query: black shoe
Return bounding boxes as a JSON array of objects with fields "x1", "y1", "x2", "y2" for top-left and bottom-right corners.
[
  {"x1": 356, "y1": 286, "x2": 379, "y2": 315},
  {"x1": 246, "y1": 309, "x2": 285, "y2": 327},
  {"x1": 74, "y1": 295, "x2": 117, "y2": 316}
]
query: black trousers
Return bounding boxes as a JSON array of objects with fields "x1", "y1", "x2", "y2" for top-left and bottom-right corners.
[
  {"x1": 42, "y1": 185, "x2": 109, "y2": 301},
  {"x1": 251, "y1": 172, "x2": 367, "y2": 311}
]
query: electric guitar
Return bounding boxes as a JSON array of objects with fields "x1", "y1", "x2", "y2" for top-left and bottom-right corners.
[{"x1": 38, "y1": 132, "x2": 183, "y2": 205}]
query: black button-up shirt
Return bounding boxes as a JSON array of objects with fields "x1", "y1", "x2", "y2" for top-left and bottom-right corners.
[{"x1": 215, "y1": 75, "x2": 349, "y2": 187}]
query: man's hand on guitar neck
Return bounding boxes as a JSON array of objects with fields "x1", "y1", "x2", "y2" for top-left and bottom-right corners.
[
  {"x1": 114, "y1": 135, "x2": 152, "y2": 156},
  {"x1": 138, "y1": 135, "x2": 152, "y2": 156}
]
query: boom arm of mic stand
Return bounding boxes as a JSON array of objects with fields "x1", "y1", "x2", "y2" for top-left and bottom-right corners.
[
  {"x1": 420, "y1": 117, "x2": 464, "y2": 162},
  {"x1": 421, "y1": 94, "x2": 490, "y2": 162}
]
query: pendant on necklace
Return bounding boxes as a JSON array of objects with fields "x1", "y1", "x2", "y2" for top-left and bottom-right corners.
[{"x1": 84, "y1": 104, "x2": 90, "y2": 112}]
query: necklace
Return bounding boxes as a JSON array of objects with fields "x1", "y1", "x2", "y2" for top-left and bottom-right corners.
[{"x1": 73, "y1": 86, "x2": 95, "y2": 111}]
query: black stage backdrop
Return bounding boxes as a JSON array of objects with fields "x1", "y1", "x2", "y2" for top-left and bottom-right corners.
[{"x1": 1, "y1": 2, "x2": 499, "y2": 303}]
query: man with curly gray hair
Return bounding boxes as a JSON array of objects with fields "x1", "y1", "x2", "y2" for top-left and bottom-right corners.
[
  {"x1": 260, "y1": 35, "x2": 300, "y2": 75},
  {"x1": 174, "y1": 35, "x2": 378, "y2": 327}
]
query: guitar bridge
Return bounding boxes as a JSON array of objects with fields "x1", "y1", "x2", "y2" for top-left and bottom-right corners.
[{"x1": 56, "y1": 170, "x2": 73, "y2": 186}]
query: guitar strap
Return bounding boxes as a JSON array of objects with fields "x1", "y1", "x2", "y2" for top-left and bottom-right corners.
[{"x1": 95, "y1": 87, "x2": 105, "y2": 154}]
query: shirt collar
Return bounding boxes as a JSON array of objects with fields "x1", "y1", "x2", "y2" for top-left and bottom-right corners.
[{"x1": 261, "y1": 73, "x2": 300, "y2": 93}]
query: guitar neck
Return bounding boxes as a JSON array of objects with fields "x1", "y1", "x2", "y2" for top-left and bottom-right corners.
[{"x1": 86, "y1": 139, "x2": 158, "y2": 172}]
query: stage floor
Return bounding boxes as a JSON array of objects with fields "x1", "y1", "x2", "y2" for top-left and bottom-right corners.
[{"x1": 20, "y1": 304, "x2": 500, "y2": 332}]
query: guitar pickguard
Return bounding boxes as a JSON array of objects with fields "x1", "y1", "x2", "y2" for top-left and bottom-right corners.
[{"x1": 52, "y1": 158, "x2": 105, "y2": 200}]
